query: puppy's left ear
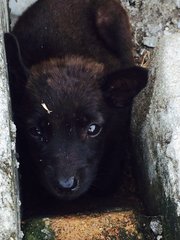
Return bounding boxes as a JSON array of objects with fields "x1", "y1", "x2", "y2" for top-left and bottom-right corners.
[{"x1": 102, "y1": 66, "x2": 148, "y2": 107}]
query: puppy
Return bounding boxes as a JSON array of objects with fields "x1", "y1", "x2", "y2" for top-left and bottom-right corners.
[{"x1": 5, "y1": 0, "x2": 148, "y2": 200}]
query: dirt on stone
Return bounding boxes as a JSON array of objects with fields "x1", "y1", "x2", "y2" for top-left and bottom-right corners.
[{"x1": 47, "y1": 210, "x2": 143, "y2": 240}]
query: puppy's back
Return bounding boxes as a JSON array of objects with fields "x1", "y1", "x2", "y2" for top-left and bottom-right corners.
[{"x1": 13, "y1": 0, "x2": 133, "y2": 72}]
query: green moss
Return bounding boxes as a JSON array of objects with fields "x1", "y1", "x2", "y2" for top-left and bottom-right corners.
[
  {"x1": 162, "y1": 198, "x2": 180, "y2": 240},
  {"x1": 118, "y1": 228, "x2": 141, "y2": 240},
  {"x1": 22, "y1": 219, "x2": 55, "y2": 240}
]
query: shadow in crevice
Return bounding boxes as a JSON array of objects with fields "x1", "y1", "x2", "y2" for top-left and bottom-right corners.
[{"x1": 21, "y1": 155, "x2": 144, "y2": 220}]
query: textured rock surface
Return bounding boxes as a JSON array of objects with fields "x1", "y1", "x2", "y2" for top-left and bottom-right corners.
[
  {"x1": 131, "y1": 33, "x2": 180, "y2": 239},
  {"x1": 0, "y1": 1, "x2": 21, "y2": 239},
  {"x1": 121, "y1": 0, "x2": 180, "y2": 66}
]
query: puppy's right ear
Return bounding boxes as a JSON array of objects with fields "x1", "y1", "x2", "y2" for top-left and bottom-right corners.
[
  {"x1": 4, "y1": 32, "x2": 29, "y2": 84},
  {"x1": 4, "y1": 33, "x2": 30, "y2": 111}
]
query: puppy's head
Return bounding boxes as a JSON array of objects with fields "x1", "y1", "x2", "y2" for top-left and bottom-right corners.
[
  {"x1": 5, "y1": 33, "x2": 148, "y2": 200},
  {"x1": 21, "y1": 57, "x2": 107, "y2": 199}
]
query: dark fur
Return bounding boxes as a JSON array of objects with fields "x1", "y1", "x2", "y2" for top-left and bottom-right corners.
[{"x1": 5, "y1": 0, "x2": 148, "y2": 200}]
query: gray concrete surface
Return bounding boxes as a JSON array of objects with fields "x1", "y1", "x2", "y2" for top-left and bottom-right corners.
[
  {"x1": 121, "y1": 0, "x2": 180, "y2": 67},
  {"x1": 131, "y1": 33, "x2": 180, "y2": 239},
  {"x1": 0, "y1": 0, "x2": 22, "y2": 239},
  {"x1": 9, "y1": 0, "x2": 37, "y2": 16},
  {"x1": 9, "y1": 0, "x2": 37, "y2": 27}
]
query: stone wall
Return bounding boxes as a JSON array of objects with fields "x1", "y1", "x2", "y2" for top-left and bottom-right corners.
[
  {"x1": 131, "y1": 33, "x2": 180, "y2": 239},
  {"x1": 0, "y1": 0, "x2": 21, "y2": 239},
  {"x1": 121, "y1": 0, "x2": 180, "y2": 66}
]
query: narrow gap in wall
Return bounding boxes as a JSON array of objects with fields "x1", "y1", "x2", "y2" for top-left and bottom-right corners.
[{"x1": 6, "y1": 1, "x2": 147, "y2": 222}]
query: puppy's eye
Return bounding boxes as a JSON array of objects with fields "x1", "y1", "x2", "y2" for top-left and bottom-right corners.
[
  {"x1": 87, "y1": 124, "x2": 102, "y2": 137},
  {"x1": 29, "y1": 127, "x2": 42, "y2": 138}
]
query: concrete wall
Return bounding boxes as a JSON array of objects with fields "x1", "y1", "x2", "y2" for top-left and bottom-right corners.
[
  {"x1": 121, "y1": 0, "x2": 180, "y2": 67},
  {"x1": 0, "y1": 1, "x2": 21, "y2": 239},
  {"x1": 131, "y1": 33, "x2": 180, "y2": 239},
  {"x1": 9, "y1": 0, "x2": 37, "y2": 27}
]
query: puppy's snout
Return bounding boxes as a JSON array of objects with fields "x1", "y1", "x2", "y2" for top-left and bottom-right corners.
[{"x1": 58, "y1": 176, "x2": 79, "y2": 191}]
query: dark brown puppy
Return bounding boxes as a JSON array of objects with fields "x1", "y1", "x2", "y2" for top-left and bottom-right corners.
[{"x1": 5, "y1": 0, "x2": 147, "y2": 200}]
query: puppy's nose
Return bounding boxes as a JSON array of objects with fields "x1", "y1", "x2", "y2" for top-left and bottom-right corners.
[{"x1": 58, "y1": 176, "x2": 78, "y2": 191}]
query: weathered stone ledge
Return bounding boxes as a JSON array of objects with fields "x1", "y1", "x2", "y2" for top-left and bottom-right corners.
[
  {"x1": 0, "y1": 0, "x2": 21, "y2": 239},
  {"x1": 131, "y1": 33, "x2": 180, "y2": 239}
]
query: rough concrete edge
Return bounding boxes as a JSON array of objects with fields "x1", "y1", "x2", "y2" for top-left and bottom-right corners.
[
  {"x1": 151, "y1": 33, "x2": 180, "y2": 240},
  {"x1": 131, "y1": 33, "x2": 180, "y2": 239},
  {"x1": 0, "y1": 0, "x2": 22, "y2": 239}
]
